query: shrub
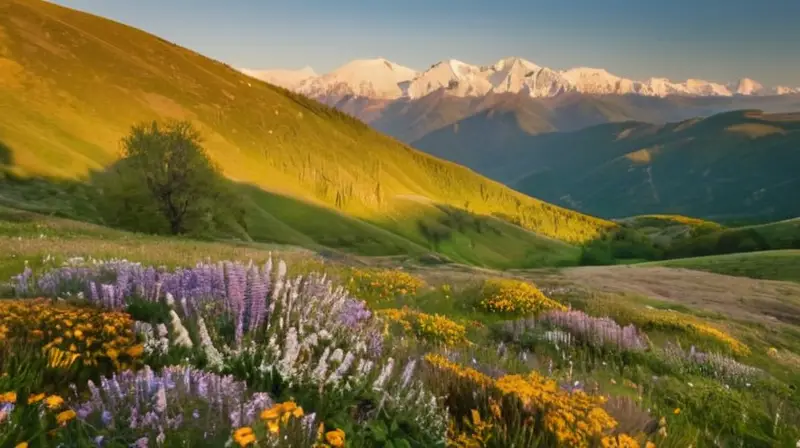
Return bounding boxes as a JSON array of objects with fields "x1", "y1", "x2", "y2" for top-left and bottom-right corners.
[{"x1": 480, "y1": 279, "x2": 566, "y2": 315}]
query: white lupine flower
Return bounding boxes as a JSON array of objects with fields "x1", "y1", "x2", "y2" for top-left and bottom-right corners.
[
  {"x1": 156, "y1": 324, "x2": 168, "y2": 338},
  {"x1": 319, "y1": 330, "x2": 332, "y2": 341},
  {"x1": 373, "y1": 357, "x2": 395, "y2": 391},
  {"x1": 354, "y1": 341, "x2": 367, "y2": 354},
  {"x1": 400, "y1": 359, "x2": 417, "y2": 388},
  {"x1": 303, "y1": 333, "x2": 319, "y2": 348},
  {"x1": 355, "y1": 359, "x2": 374, "y2": 380},
  {"x1": 278, "y1": 328, "x2": 300, "y2": 377},
  {"x1": 169, "y1": 310, "x2": 193, "y2": 348},
  {"x1": 330, "y1": 348, "x2": 344, "y2": 364},
  {"x1": 165, "y1": 292, "x2": 175, "y2": 307},
  {"x1": 312, "y1": 347, "x2": 331, "y2": 382},
  {"x1": 327, "y1": 351, "x2": 355, "y2": 385},
  {"x1": 197, "y1": 318, "x2": 224, "y2": 370}
]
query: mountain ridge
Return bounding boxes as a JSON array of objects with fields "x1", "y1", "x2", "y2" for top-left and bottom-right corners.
[{"x1": 247, "y1": 56, "x2": 800, "y2": 102}]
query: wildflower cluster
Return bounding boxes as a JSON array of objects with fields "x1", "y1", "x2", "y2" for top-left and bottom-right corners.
[
  {"x1": 496, "y1": 372, "x2": 619, "y2": 446},
  {"x1": 0, "y1": 299, "x2": 141, "y2": 370},
  {"x1": 345, "y1": 268, "x2": 424, "y2": 302},
  {"x1": 0, "y1": 390, "x2": 79, "y2": 445},
  {"x1": 424, "y1": 354, "x2": 494, "y2": 388},
  {"x1": 380, "y1": 308, "x2": 468, "y2": 346},
  {"x1": 662, "y1": 343, "x2": 761, "y2": 385},
  {"x1": 480, "y1": 279, "x2": 566, "y2": 315},
  {"x1": 539, "y1": 310, "x2": 648, "y2": 351},
  {"x1": 633, "y1": 308, "x2": 749, "y2": 356},
  {"x1": 71, "y1": 365, "x2": 274, "y2": 444},
  {"x1": 425, "y1": 355, "x2": 643, "y2": 447}
]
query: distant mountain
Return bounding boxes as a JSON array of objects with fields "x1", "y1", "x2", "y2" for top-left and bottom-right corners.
[
  {"x1": 249, "y1": 56, "x2": 800, "y2": 102},
  {"x1": 0, "y1": 0, "x2": 614, "y2": 268},
  {"x1": 411, "y1": 94, "x2": 800, "y2": 179},
  {"x1": 244, "y1": 57, "x2": 800, "y2": 144},
  {"x1": 473, "y1": 110, "x2": 800, "y2": 220},
  {"x1": 238, "y1": 66, "x2": 317, "y2": 90}
]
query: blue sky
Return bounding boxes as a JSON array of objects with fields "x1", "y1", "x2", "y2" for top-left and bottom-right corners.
[{"x1": 52, "y1": 0, "x2": 800, "y2": 86}]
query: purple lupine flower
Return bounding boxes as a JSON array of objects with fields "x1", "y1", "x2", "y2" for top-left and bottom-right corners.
[
  {"x1": 73, "y1": 366, "x2": 271, "y2": 439},
  {"x1": 338, "y1": 299, "x2": 372, "y2": 327},
  {"x1": 248, "y1": 268, "x2": 269, "y2": 333},
  {"x1": 538, "y1": 310, "x2": 648, "y2": 351}
]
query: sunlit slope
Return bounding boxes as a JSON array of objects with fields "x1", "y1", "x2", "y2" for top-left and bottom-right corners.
[{"x1": 0, "y1": 0, "x2": 613, "y2": 250}]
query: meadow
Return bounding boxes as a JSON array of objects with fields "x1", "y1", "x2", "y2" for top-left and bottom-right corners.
[{"x1": 1, "y1": 209, "x2": 799, "y2": 447}]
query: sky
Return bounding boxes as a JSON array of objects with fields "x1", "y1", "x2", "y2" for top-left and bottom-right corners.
[{"x1": 51, "y1": 0, "x2": 800, "y2": 86}]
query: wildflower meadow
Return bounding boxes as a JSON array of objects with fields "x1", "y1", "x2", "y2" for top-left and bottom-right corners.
[{"x1": 1, "y1": 255, "x2": 799, "y2": 447}]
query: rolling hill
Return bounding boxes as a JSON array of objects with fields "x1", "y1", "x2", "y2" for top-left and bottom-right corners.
[
  {"x1": 0, "y1": 0, "x2": 611, "y2": 268},
  {"x1": 417, "y1": 110, "x2": 800, "y2": 220}
]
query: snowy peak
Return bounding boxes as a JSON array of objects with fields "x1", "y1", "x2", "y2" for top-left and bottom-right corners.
[
  {"x1": 297, "y1": 58, "x2": 418, "y2": 100},
  {"x1": 406, "y1": 59, "x2": 492, "y2": 98},
  {"x1": 261, "y1": 56, "x2": 800, "y2": 101},
  {"x1": 239, "y1": 66, "x2": 317, "y2": 89},
  {"x1": 733, "y1": 77, "x2": 764, "y2": 95}
]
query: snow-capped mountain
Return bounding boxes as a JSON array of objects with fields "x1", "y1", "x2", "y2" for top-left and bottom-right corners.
[
  {"x1": 295, "y1": 58, "x2": 418, "y2": 102},
  {"x1": 239, "y1": 66, "x2": 317, "y2": 90},
  {"x1": 244, "y1": 57, "x2": 800, "y2": 101}
]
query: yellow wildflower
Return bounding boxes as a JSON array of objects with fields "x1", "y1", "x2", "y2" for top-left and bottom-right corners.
[
  {"x1": 0, "y1": 392, "x2": 16, "y2": 404},
  {"x1": 56, "y1": 409, "x2": 77, "y2": 425},
  {"x1": 44, "y1": 395, "x2": 64, "y2": 410},
  {"x1": 233, "y1": 427, "x2": 256, "y2": 446},
  {"x1": 325, "y1": 429, "x2": 346, "y2": 447},
  {"x1": 27, "y1": 393, "x2": 46, "y2": 404}
]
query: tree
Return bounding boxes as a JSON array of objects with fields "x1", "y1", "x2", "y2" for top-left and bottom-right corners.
[{"x1": 94, "y1": 120, "x2": 245, "y2": 236}]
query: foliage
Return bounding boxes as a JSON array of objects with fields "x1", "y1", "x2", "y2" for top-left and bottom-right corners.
[
  {"x1": 479, "y1": 279, "x2": 566, "y2": 315},
  {"x1": 92, "y1": 121, "x2": 246, "y2": 237}
]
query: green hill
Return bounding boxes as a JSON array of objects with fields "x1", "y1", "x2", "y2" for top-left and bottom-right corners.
[
  {"x1": 459, "y1": 109, "x2": 800, "y2": 220},
  {"x1": 649, "y1": 250, "x2": 800, "y2": 283},
  {"x1": 0, "y1": 0, "x2": 610, "y2": 268}
]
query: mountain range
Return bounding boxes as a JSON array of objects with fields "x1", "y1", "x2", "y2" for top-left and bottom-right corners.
[
  {"x1": 243, "y1": 58, "x2": 800, "y2": 147},
  {"x1": 245, "y1": 57, "x2": 800, "y2": 102}
]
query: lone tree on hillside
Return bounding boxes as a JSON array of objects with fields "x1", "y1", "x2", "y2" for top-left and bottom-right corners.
[{"x1": 94, "y1": 120, "x2": 245, "y2": 236}]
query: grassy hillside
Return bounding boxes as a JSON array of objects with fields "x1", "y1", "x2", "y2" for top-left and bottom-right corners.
[
  {"x1": 648, "y1": 250, "x2": 800, "y2": 283},
  {"x1": 0, "y1": 0, "x2": 613, "y2": 268},
  {"x1": 504, "y1": 110, "x2": 800, "y2": 220},
  {"x1": 664, "y1": 217, "x2": 800, "y2": 259}
]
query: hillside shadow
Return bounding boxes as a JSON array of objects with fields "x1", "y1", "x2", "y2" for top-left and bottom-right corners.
[{"x1": 0, "y1": 140, "x2": 13, "y2": 166}]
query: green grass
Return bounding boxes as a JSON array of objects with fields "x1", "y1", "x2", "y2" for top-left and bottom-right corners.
[
  {"x1": 0, "y1": 206, "x2": 323, "y2": 282},
  {"x1": 0, "y1": 0, "x2": 614, "y2": 270},
  {"x1": 650, "y1": 250, "x2": 800, "y2": 283}
]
